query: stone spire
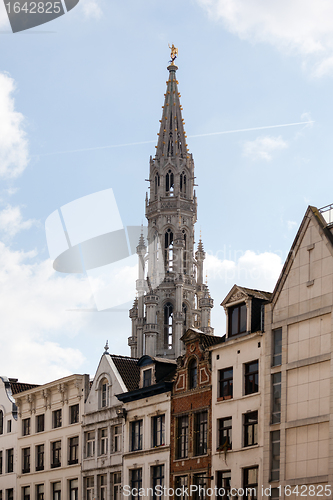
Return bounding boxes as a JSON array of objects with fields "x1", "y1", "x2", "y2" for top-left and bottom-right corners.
[
  {"x1": 155, "y1": 64, "x2": 188, "y2": 159},
  {"x1": 128, "y1": 50, "x2": 214, "y2": 360}
]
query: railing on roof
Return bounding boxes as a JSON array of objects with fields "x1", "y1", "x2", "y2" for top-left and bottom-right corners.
[{"x1": 319, "y1": 204, "x2": 333, "y2": 226}]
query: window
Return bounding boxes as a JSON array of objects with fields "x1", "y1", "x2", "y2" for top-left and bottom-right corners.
[
  {"x1": 165, "y1": 170, "x2": 174, "y2": 195},
  {"x1": 70, "y1": 404, "x2": 79, "y2": 424},
  {"x1": 195, "y1": 411, "x2": 208, "y2": 456},
  {"x1": 69, "y1": 479, "x2": 78, "y2": 500},
  {"x1": 152, "y1": 465, "x2": 164, "y2": 500},
  {"x1": 22, "y1": 447, "x2": 30, "y2": 473},
  {"x1": 193, "y1": 474, "x2": 208, "y2": 500},
  {"x1": 51, "y1": 440, "x2": 61, "y2": 468},
  {"x1": 5, "y1": 491, "x2": 13, "y2": 500},
  {"x1": 270, "y1": 488, "x2": 279, "y2": 500},
  {"x1": 143, "y1": 369, "x2": 152, "y2": 387},
  {"x1": 52, "y1": 409, "x2": 62, "y2": 429},
  {"x1": 164, "y1": 302, "x2": 173, "y2": 349},
  {"x1": 86, "y1": 477, "x2": 94, "y2": 500},
  {"x1": 271, "y1": 431, "x2": 280, "y2": 481},
  {"x1": 243, "y1": 467, "x2": 258, "y2": 500},
  {"x1": 272, "y1": 373, "x2": 281, "y2": 424},
  {"x1": 154, "y1": 173, "x2": 160, "y2": 198},
  {"x1": 188, "y1": 358, "x2": 198, "y2": 389},
  {"x1": 6, "y1": 449, "x2": 13, "y2": 473},
  {"x1": 216, "y1": 471, "x2": 231, "y2": 500},
  {"x1": 272, "y1": 328, "x2": 282, "y2": 366},
  {"x1": 152, "y1": 414, "x2": 165, "y2": 447},
  {"x1": 36, "y1": 444, "x2": 44, "y2": 471},
  {"x1": 113, "y1": 472, "x2": 121, "y2": 500},
  {"x1": 217, "y1": 417, "x2": 232, "y2": 450},
  {"x1": 99, "y1": 475, "x2": 107, "y2": 500},
  {"x1": 6, "y1": 420, "x2": 11, "y2": 433},
  {"x1": 244, "y1": 411, "x2": 258, "y2": 447},
  {"x1": 177, "y1": 415, "x2": 189, "y2": 459},
  {"x1": 175, "y1": 476, "x2": 188, "y2": 500},
  {"x1": 218, "y1": 368, "x2": 233, "y2": 399},
  {"x1": 180, "y1": 171, "x2": 187, "y2": 196},
  {"x1": 0, "y1": 450, "x2": 2, "y2": 474},
  {"x1": 112, "y1": 425, "x2": 121, "y2": 452},
  {"x1": 130, "y1": 469, "x2": 142, "y2": 500},
  {"x1": 244, "y1": 361, "x2": 259, "y2": 395},
  {"x1": 86, "y1": 431, "x2": 95, "y2": 457},
  {"x1": 99, "y1": 428, "x2": 108, "y2": 455},
  {"x1": 229, "y1": 303, "x2": 247, "y2": 336},
  {"x1": 23, "y1": 418, "x2": 30, "y2": 436},
  {"x1": 36, "y1": 414, "x2": 44, "y2": 433},
  {"x1": 164, "y1": 230, "x2": 174, "y2": 272},
  {"x1": 0, "y1": 411, "x2": 3, "y2": 434},
  {"x1": 131, "y1": 420, "x2": 143, "y2": 451},
  {"x1": 52, "y1": 482, "x2": 61, "y2": 500},
  {"x1": 36, "y1": 485, "x2": 44, "y2": 500},
  {"x1": 23, "y1": 487, "x2": 30, "y2": 500},
  {"x1": 69, "y1": 436, "x2": 79, "y2": 464},
  {"x1": 101, "y1": 381, "x2": 108, "y2": 408}
]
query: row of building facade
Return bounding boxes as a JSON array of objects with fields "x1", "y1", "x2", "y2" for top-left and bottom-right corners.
[{"x1": 2, "y1": 202, "x2": 333, "y2": 500}]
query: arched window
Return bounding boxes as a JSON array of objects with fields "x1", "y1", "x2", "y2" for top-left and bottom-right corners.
[
  {"x1": 154, "y1": 173, "x2": 160, "y2": 199},
  {"x1": 182, "y1": 302, "x2": 187, "y2": 334},
  {"x1": 99, "y1": 378, "x2": 109, "y2": 408},
  {"x1": 180, "y1": 171, "x2": 187, "y2": 196},
  {"x1": 164, "y1": 229, "x2": 174, "y2": 271},
  {"x1": 188, "y1": 358, "x2": 198, "y2": 389},
  {"x1": 0, "y1": 410, "x2": 3, "y2": 435},
  {"x1": 182, "y1": 231, "x2": 187, "y2": 274},
  {"x1": 164, "y1": 302, "x2": 173, "y2": 349},
  {"x1": 166, "y1": 170, "x2": 174, "y2": 196}
]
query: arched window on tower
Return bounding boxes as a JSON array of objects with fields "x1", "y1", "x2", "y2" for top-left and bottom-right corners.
[
  {"x1": 188, "y1": 358, "x2": 198, "y2": 389},
  {"x1": 164, "y1": 229, "x2": 174, "y2": 272},
  {"x1": 180, "y1": 171, "x2": 187, "y2": 197},
  {"x1": 0, "y1": 410, "x2": 3, "y2": 435},
  {"x1": 182, "y1": 231, "x2": 187, "y2": 274},
  {"x1": 166, "y1": 170, "x2": 174, "y2": 196},
  {"x1": 164, "y1": 302, "x2": 173, "y2": 350},
  {"x1": 154, "y1": 173, "x2": 160, "y2": 199},
  {"x1": 182, "y1": 302, "x2": 187, "y2": 334}
]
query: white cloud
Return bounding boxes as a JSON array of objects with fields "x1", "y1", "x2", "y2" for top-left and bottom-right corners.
[
  {"x1": 80, "y1": 0, "x2": 102, "y2": 19},
  {"x1": 0, "y1": 204, "x2": 36, "y2": 238},
  {"x1": 243, "y1": 135, "x2": 288, "y2": 161},
  {"x1": 197, "y1": 0, "x2": 333, "y2": 76},
  {"x1": 0, "y1": 72, "x2": 29, "y2": 178},
  {"x1": 0, "y1": 242, "x2": 93, "y2": 383},
  {"x1": 287, "y1": 220, "x2": 297, "y2": 231},
  {"x1": 205, "y1": 250, "x2": 283, "y2": 292}
]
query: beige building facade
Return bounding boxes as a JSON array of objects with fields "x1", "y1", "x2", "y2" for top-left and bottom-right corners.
[
  {"x1": 210, "y1": 286, "x2": 270, "y2": 500},
  {"x1": 14, "y1": 374, "x2": 89, "y2": 500},
  {"x1": 263, "y1": 205, "x2": 333, "y2": 500}
]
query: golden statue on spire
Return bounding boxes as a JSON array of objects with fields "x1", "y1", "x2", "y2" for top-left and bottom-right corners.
[{"x1": 168, "y1": 44, "x2": 178, "y2": 65}]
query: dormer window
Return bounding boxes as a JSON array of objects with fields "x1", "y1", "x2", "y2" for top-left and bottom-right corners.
[
  {"x1": 229, "y1": 303, "x2": 247, "y2": 336},
  {"x1": 143, "y1": 369, "x2": 152, "y2": 387},
  {"x1": 188, "y1": 358, "x2": 197, "y2": 389}
]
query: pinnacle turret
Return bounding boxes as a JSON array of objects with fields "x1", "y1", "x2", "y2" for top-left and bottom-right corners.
[{"x1": 155, "y1": 64, "x2": 188, "y2": 159}]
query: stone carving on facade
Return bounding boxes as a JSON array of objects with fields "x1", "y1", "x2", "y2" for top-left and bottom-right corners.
[
  {"x1": 57, "y1": 383, "x2": 68, "y2": 405},
  {"x1": 42, "y1": 388, "x2": 51, "y2": 409}
]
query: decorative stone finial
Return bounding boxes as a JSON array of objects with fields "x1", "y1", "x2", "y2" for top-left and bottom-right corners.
[{"x1": 104, "y1": 340, "x2": 109, "y2": 354}]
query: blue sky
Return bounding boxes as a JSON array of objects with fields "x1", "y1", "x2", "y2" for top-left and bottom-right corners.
[{"x1": 1, "y1": 0, "x2": 333, "y2": 382}]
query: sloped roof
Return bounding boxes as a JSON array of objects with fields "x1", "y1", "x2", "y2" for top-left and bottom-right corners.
[
  {"x1": 10, "y1": 381, "x2": 39, "y2": 395},
  {"x1": 181, "y1": 328, "x2": 225, "y2": 348},
  {"x1": 272, "y1": 205, "x2": 333, "y2": 306},
  {"x1": 237, "y1": 286, "x2": 272, "y2": 301},
  {"x1": 110, "y1": 354, "x2": 140, "y2": 392}
]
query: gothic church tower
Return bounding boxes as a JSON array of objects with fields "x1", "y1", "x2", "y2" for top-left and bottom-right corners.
[{"x1": 129, "y1": 52, "x2": 214, "y2": 359}]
